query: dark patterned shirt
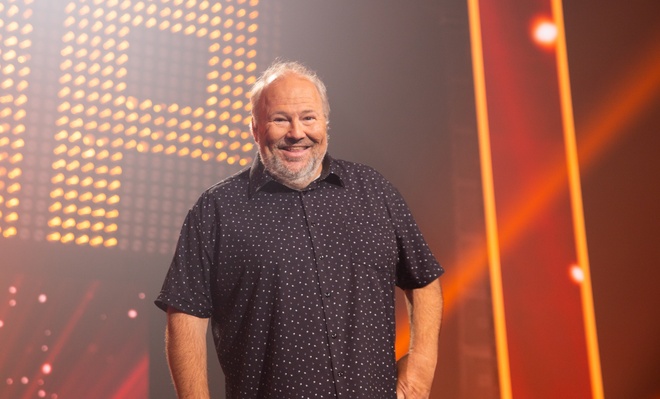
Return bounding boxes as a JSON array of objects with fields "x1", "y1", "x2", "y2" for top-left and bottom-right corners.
[{"x1": 155, "y1": 154, "x2": 443, "y2": 399}]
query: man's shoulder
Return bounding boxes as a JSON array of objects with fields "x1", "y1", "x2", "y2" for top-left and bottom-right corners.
[
  {"x1": 331, "y1": 158, "x2": 392, "y2": 187},
  {"x1": 203, "y1": 166, "x2": 251, "y2": 198}
]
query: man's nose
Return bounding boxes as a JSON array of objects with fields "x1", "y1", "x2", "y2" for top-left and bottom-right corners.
[{"x1": 287, "y1": 118, "x2": 306, "y2": 139}]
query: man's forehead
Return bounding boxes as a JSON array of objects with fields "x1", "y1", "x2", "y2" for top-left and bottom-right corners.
[{"x1": 262, "y1": 75, "x2": 321, "y2": 103}]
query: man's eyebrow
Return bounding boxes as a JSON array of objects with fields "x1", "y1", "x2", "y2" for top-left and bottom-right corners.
[{"x1": 268, "y1": 109, "x2": 320, "y2": 118}]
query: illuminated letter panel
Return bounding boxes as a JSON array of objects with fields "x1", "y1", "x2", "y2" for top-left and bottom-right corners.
[{"x1": 49, "y1": 0, "x2": 260, "y2": 247}]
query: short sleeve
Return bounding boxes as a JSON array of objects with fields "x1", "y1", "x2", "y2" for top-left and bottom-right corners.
[
  {"x1": 384, "y1": 183, "x2": 444, "y2": 289},
  {"x1": 154, "y1": 192, "x2": 217, "y2": 318}
]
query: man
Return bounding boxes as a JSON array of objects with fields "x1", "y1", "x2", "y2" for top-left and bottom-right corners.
[{"x1": 155, "y1": 61, "x2": 444, "y2": 399}]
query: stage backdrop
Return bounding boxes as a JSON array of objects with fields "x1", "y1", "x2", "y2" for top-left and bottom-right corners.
[{"x1": 2, "y1": 1, "x2": 659, "y2": 399}]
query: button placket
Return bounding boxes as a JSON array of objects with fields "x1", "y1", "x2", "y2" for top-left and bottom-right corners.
[{"x1": 299, "y1": 190, "x2": 343, "y2": 388}]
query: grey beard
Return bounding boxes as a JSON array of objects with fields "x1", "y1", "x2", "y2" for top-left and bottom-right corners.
[{"x1": 261, "y1": 150, "x2": 324, "y2": 189}]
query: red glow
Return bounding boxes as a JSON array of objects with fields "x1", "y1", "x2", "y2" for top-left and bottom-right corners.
[
  {"x1": 127, "y1": 309, "x2": 137, "y2": 319},
  {"x1": 108, "y1": 354, "x2": 149, "y2": 399},
  {"x1": 570, "y1": 265, "x2": 585, "y2": 284},
  {"x1": 41, "y1": 363, "x2": 52, "y2": 375},
  {"x1": 469, "y1": 1, "x2": 597, "y2": 397},
  {"x1": 38, "y1": 294, "x2": 47, "y2": 303},
  {"x1": 532, "y1": 19, "x2": 557, "y2": 47}
]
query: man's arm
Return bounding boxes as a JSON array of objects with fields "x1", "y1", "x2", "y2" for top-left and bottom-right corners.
[
  {"x1": 165, "y1": 306, "x2": 211, "y2": 399},
  {"x1": 396, "y1": 278, "x2": 443, "y2": 399}
]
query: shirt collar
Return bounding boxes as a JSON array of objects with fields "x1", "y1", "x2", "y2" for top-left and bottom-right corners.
[{"x1": 248, "y1": 153, "x2": 344, "y2": 197}]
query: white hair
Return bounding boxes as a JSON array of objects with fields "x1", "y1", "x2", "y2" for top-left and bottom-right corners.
[{"x1": 249, "y1": 60, "x2": 330, "y2": 128}]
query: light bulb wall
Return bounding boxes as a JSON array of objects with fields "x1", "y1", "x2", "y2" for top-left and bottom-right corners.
[
  {"x1": 0, "y1": 0, "x2": 260, "y2": 253},
  {"x1": 0, "y1": 0, "x2": 32, "y2": 239}
]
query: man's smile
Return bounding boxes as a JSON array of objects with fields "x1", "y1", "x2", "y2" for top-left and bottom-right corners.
[{"x1": 278, "y1": 145, "x2": 313, "y2": 158}]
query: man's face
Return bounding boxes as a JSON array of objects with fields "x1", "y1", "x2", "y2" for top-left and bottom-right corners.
[{"x1": 252, "y1": 74, "x2": 328, "y2": 189}]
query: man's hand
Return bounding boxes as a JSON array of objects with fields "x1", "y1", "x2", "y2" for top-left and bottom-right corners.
[{"x1": 396, "y1": 352, "x2": 437, "y2": 399}]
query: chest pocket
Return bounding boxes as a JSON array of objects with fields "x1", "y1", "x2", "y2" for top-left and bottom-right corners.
[{"x1": 346, "y1": 206, "x2": 398, "y2": 276}]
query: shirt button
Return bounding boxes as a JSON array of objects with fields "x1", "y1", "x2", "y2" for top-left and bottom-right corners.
[
  {"x1": 338, "y1": 371, "x2": 345, "y2": 377},
  {"x1": 325, "y1": 291, "x2": 331, "y2": 297},
  {"x1": 331, "y1": 333, "x2": 337, "y2": 339}
]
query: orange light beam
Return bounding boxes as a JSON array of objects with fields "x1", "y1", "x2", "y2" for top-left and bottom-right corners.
[
  {"x1": 552, "y1": 2, "x2": 604, "y2": 398},
  {"x1": 441, "y1": 27, "x2": 660, "y2": 317},
  {"x1": 578, "y1": 36, "x2": 660, "y2": 172},
  {"x1": 467, "y1": 0, "x2": 513, "y2": 398},
  {"x1": 402, "y1": 4, "x2": 660, "y2": 392}
]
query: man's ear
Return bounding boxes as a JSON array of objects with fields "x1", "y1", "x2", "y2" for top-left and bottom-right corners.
[{"x1": 250, "y1": 118, "x2": 259, "y2": 143}]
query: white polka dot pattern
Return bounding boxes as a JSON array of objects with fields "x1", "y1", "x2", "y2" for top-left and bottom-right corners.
[{"x1": 156, "y1": 155, "x2": 444, "y2": 398}]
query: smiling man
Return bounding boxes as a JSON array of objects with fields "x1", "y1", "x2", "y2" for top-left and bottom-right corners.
[
  {"x1": 252, "y1": 71, "x2": 328, "y2": 189},
  {"x1": 156, "y1": 61, "x2": 444, "y2": 399}
]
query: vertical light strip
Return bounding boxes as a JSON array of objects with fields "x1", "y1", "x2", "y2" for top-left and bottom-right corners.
[
  {"x1": 0, "y1": 0, "x2": 32, "y2": 239},
  {"x1": 551, "y1": 1, "x2": 604, "y2": 398},
  {"x1": 466, "y1": 1, "x2": 513, "y2": 398}
]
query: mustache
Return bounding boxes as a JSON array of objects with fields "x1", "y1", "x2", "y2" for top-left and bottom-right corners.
[
  {"x1": 276, "y1": 137, "x2": 318, "y2": 147},
  {"x1": 275, "y1": 133, "x2": 329, "y2": 147}
]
